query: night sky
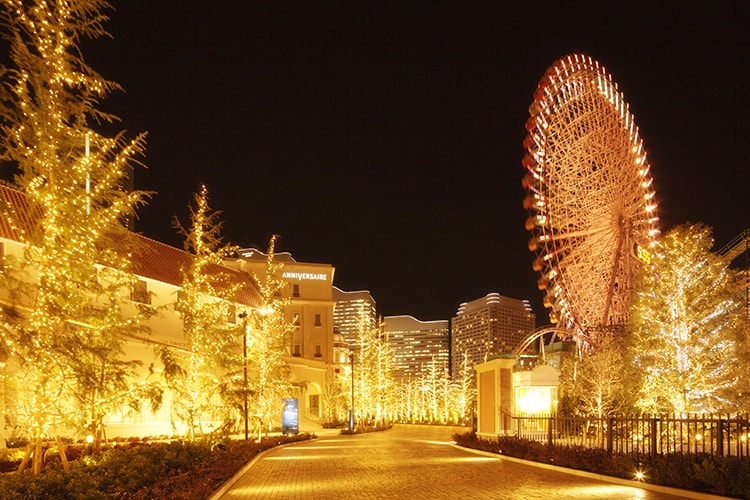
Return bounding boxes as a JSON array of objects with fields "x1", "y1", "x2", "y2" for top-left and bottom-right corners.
[{"x1": 74, "y1": 2, "x2": 748, "y2": 321}]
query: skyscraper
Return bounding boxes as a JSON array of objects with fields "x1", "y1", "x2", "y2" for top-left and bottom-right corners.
[
  {"x1": 451, "y1": 293, "x2": 536, "y2": 380},
  {"x1": 383, "y1": 315, "x2": 450, "y2": 381},
  {"x1": 332, "y1": 287, "x2": 377, "y2": 346}
]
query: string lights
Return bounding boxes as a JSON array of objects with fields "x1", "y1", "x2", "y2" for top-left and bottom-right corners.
[
  {"x1": 629, "y1": 223, "x2": 748, "y2": 414},
  {"x1": 0, "y1": 0, "x2": 150, "y2": 472}
]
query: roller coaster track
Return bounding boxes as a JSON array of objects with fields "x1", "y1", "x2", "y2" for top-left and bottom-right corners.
[
  {"x1": 512, "y1": 326, "x2": 573, "y2": 359},
  {"x1": 718, "y1": 229, "x2": 749, "y2": 317},
  {"x1": 718, "y1": 228, "x2": 750, "y2": 263}
]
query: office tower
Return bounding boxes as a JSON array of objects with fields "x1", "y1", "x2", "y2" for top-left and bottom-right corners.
[
  {"x1": 451, "y1": 293, "x2": 536, "y2": 380},
  {"x1": 383, "y1": 315, "x2": 450, "y2": 381},
  {"x1": 332, "y1": 287, "x2": 377, "y2": 345}
]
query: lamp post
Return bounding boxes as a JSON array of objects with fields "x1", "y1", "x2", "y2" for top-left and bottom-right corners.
[
  {"x1": 349, "y1": 352, "x2": 355, "y2": 431},
  {"x1": 0, "y1": 359, "x2": 5, "y2": 449},
  {"x1": 239, "y1": 311, "x2": 249, "y2": 441}
]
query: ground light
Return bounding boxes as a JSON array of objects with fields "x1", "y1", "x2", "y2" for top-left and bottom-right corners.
[{"x1": 634, "y1": 461, "x2": 645, "y2": 481}]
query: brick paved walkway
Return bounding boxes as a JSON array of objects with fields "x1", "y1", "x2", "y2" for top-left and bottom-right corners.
[{"x1": 212, "y1": 424, "x2": 727, "y2": 499}]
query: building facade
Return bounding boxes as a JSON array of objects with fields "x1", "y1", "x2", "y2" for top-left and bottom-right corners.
[
  {"x1": 230, "y1": 248, "x2": 338, "y2": 423},
  {"x1": 383, "y1": 315, "x2": 450, "y2": 381},
  {"x1": 332, "y1": 287, "x2": 377, "y2": 346},
  {"x1": 0, "y1": 184, "x2": 340, "y2": 439},
  {"x1": 451, "y1": 293, "x2": 536, "y2": 381},
  {"x1": 0, "y1": 183, "x2": 262, "y2": 439}
]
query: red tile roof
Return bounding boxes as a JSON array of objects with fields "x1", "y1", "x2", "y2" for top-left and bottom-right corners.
[{"x1": 0, "y1": 184, "x2": 260, "y2": 306}]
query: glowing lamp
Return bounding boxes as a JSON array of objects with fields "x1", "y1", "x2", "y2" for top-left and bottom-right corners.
[{"x1": 516, "y1": 387, "x2": 553, "y2": 415}]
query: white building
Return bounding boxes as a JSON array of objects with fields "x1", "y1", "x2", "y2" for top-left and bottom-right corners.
[{"x1": 0, "y1": 184, "x2": 339, "y2": 438}]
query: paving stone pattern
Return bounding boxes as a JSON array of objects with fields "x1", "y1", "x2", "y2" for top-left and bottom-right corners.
[{"x1": 214, "y1": 424, "x2": 714, "y2": 499}]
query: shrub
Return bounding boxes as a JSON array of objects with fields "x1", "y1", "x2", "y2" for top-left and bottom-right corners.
[
  {"x1": 692, "y1": 455, "x2": 750, "y2": 498},
  {"x1": 453, "y1": 431, "x2": 750, "y2": 498},
  {"x1": 322, "y1": 420, "x2": 347, "y2": 429},
  {"x1": 0, "y1": 434, "x2": 314, "y2": 499}
]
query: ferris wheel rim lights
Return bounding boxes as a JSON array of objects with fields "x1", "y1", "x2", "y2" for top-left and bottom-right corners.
[{"x1": 522, "y1": 53, "x2": 661, "y2": 341}]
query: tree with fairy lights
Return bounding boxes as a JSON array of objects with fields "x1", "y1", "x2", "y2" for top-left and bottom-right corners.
[
  {"x1": 160, "y1": 185, "x2": 242, "y2": 440},
  {"x1": 558, "y1": 329, "x2": 631, "y2": 418},
  {"x1": 0, "y1": 0, "x2": 151, "y2": 472},
  {"x1": 451, "y1": 351, "x2": 476, "y2": 425},
  {"x1": 626, "y1": 223, "x2": 750, "y2": 414},
  {"x1": 354, "y1": 317, "x2": 395, "y2": 426},
  {"x1": 322, "y1": 364, "x2": 348, "y2": 424},
  {"x1": 245, "y1": 235, "x2": 293, "y2": 440}
]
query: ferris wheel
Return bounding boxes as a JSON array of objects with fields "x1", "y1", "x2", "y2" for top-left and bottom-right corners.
[{"x1": 522, "y1": 54, "x2": 660, "y2": 344}]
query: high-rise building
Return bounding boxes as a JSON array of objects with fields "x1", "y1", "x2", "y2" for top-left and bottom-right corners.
[
  {"x1": 451, "y1": 293, "x2": 536, "y2": 380},
  {"x1": 383, "y1": 315, "x2": 450, "y2": 381},
  {"x1": 332, "y1": 287, "x2": 377, "y2": 345}
]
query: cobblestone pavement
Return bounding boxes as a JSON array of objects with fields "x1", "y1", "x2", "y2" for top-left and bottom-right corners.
[{"x1": 213, "y1": 424, "x2": 724, "y2": 500}]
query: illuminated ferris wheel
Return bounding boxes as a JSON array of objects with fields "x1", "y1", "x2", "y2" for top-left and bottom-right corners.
[{"x1": 522, "y1": 54, "x2": 660, "y2": 344}]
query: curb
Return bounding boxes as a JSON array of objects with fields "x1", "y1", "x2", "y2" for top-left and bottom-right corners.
[
  {"x1": 208, "y1": 438, "x2": 316, "y2": 500},
  {"x1": 452, "y1": 444, "x2": 734, "y2": 500},
  {"x1": 208, "y1": 429, "x2": 384, "y2": 499}
]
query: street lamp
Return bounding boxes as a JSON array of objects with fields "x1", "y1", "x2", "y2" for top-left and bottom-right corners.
[
  {"x1": 239, "y1": 311, "x2": 249, "y2": 441},
  {"x1": 0, "y1": 359, "x2": 5, "y2": 449},
  {"x1": 349, "y1": 352, "x2": 355, "y2": 431}
]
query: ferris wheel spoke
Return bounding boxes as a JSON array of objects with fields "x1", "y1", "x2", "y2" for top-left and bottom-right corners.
[{"x1": 522, "y1": 54, "x2": 660, "y2": 341}]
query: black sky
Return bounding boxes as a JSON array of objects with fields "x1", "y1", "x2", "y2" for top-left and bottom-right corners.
[{"x1": 77, "y1": 1, "x2": 748, "y2": 321}]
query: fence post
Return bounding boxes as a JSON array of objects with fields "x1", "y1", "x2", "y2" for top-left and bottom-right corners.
[
  {"x1": 650, "y1": 416, "x2": 658, "y2": 456},
  {"x1": 547, "y1": 415, "x2": 553, "y2": 447},
  {"x1": 607, "y1": 417, "x2": 613, "y2": 453},
  {"x1": 717, "y1": 417, "x2": 724, "y2": 457}
]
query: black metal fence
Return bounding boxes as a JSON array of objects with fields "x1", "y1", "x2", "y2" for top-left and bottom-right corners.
[{"x1": 512, "y1": 413, "x2": 750, "y2": 458}]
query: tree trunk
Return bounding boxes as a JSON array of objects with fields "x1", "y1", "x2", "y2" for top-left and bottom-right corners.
[
  {"x1": 32, "y1": 436, "x2": 43, "y2": 475},
  {"x1": 55, "y1": 436, "x2": 70, "y2": 472},
  {"x1": 16, "y1": 443, "x2": 34, "y2": 473}
]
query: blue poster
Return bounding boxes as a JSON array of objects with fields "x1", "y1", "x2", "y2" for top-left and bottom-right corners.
[{"x1": 281, "y1": 398, "x2": 299, "y2": 435}]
